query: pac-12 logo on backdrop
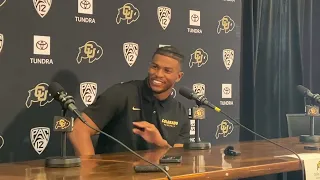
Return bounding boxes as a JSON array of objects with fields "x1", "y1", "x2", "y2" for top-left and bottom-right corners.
[
  {"x1": 33, "y1": 0, "x2": 52, "y2": 18},
  {"x1": 0, "y1": 135, "x2": 4, "y2": 149},
  {"x1": 217, "y1": 15, "x2": 235, "y2": 34},
  {"x1": 171, "y1": 88, "x2": 176, "y2": 98},
  {"x1": 30, "y1": 127, "x2": 50, "y2": 155},
  {"x1": 189, "y1": 48, "x2": 208, "y2": 68},
  {"x1": 116, "y1": 3, "x2": 140, "y2": 24},
  {"x1": 0, "y1": 0, "x2": 5, "y2": 7},
  {"x1": 76, "y1": 41, "x2": 103, "y2": 64},
  {"x1": 80, "y1": 82, "x2": 97, "y2": 106},
  {"x1": 25, "y1": 83, "x2": 54, "y2": 108},
  {"x1": 123, "y1": 42, "x2": 139, "y2": 67},
  {"x1": 157, "y1": 6, "x2": 171, "y2": 30},
  {"x1": 223, "y1": 49, "x2": 234, "y2": 70},
  {"x1": 193, "y1": 83, "x2": 205, "y2": 96},
  {"x1": 159, "y1": 44, "x2": 170, "y2": 48},
  {"x1": 215, "y1": 119, "x2": 234, "y2": 139},
  {"x1": 0, "y1": 33, "x2": 3, "y2": 53}
]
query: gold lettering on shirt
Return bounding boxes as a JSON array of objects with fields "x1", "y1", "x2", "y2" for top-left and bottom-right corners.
[{"x1": 161, "y1": 119, "x2": 178, "y2": 128}]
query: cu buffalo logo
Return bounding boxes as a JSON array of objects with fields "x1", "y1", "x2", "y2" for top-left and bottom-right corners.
[
  {"x1": 116, "y1": 3, "x2": 140, "y2": 24},
  {"x1": 25, "y1": 83, "x2": 54, "y2": 108},
  {"x1": 55, "y1": 119, "x2": 71, "y2": 130},
  {"x1": 33, "y1": 0, "x2": 52, "y2": 18},
  {"x1": 76, "y1": 41, "x2": 104, "y2": 64},
  {"x1": 307, "y1": 105, "x2": 319, "y2": 116},
  {"x1": 189, "y1": 48, "x2": 208, "y2": 68},
  {"x1": 317, "y1": 161, "x2": 320, "y2": 170},
  {"x1": 217, "y1": 15, "x2": 235, "y2": 34},
  {"x1": 215, "y1": 119, "x2": 234, "y2": 139}
]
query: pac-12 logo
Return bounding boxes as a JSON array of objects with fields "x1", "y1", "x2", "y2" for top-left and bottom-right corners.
[
  {"x1": 217, "y1": 15, "x2": 235, "y2": 34},
  {"x1": 33, "y1": 0, "x2": 52, "y2": 18},
  {"x1": 157, "y1": 6, "x2": 171, "y2": 30},
  {"x1": 0, "y1": 0, "x2": 6, "y2": 7},
  {"x1": 116, "y1": 3, "x2": 140, "y2": 24},
  {"x1": 189, "y1": 48, "x2": 208, "y2": 68},
  {"x1": 25, "y1": 83, "x2": 53, "y2": 108},
  {"x1": 171, "y1": 88, "x2": 176, "y2": 98},
  {"x1": 123, "y1": 42, "x2": 139, "y2": 67},
  {"x1": 223, "y1": 49, "x2": 234, "y2": 70},
  {"x1": 0, "y1": 33, "x2": 3, "y2": 53},
  {"x1": 80, "y1": 82, "x2": 97, "y2": 106},
  {"x1": 193, "y1": 83, "x2": 205, "y2": 96},
  {"x1": 76, "y1": 41, "x2": 103, "y2": 64},
  {"x1": 30, "y1": 127, "x2": 50, "y2": 155},
  {"x1": 0, "y1": 136, "x2": 4, "y2": 149}
]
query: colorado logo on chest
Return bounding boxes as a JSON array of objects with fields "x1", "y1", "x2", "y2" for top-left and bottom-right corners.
[{"x1": 161, "y1": 119, "x2": 178, "y2": 128}]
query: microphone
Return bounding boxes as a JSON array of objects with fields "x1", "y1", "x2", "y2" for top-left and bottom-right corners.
[
  {"x1": 48, "y1": 82, "x2": 85, "y2": 122},
  {"x1": 48, "y1": 82, "x2": 172, "y2": 180},
  {"x1": 179, "y1": 86, "x2": 305, "y2": 180},
  {"x1": 44, "y1": 82, "x2": 82, "y2": 168},
  {"x1": 297, "y1": 85, "x2": 320, "y2": 104},
  {"x1": 296, "y1": 85, "x2": 320, "y2": 144}
]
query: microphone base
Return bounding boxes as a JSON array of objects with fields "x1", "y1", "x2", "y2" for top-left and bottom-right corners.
[
  {"x1": 45, "y1": 156, "x2": 81, "y2": 168},
  {"x1": 183, "y1": 142, "x2": 211, "y2": 150},
  {"x1": 300, "y1": 135, "x2": 320, "y2": 143}
]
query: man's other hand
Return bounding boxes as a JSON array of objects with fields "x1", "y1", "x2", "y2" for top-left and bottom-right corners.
[{"x1": 132, "y1": 121, "x2": 171, "y2": 148}]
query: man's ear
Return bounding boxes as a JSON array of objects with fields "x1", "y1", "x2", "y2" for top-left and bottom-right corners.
[{"x1": 176, "y1": 72, "x2": 184, "y2": 83}]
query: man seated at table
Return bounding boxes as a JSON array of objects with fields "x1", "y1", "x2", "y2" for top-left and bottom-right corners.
[{"x1": 68, "y1": 46, "x2": 191, "y2": 156}]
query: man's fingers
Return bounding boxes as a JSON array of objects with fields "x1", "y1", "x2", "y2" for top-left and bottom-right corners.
[
  {"x1": 133, "y1": 128, "x2": 143, "y2": 135},
  {"x1": 133, "y1": 121, "x2": 152, "y2": 128}
]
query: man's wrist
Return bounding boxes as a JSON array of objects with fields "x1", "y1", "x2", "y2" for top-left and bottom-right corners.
[{"x1": 156, "y1": 139, "x2": 172, "y2": 148}]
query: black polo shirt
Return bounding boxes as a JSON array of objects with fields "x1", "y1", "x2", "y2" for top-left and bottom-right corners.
[{"x1": 82, "y1": 78, "x2": 190, "y2": 154}]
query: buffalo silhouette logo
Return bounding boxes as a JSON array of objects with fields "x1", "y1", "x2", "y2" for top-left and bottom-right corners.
[{"x1": 116, "y1": 3, "x2": 140, "y2": 24}]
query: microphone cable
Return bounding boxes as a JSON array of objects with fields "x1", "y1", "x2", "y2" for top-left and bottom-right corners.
[
  {"x1": 213, "y1": 106, "x2": 305, "y2": 180},
  {"x1": 74, "y1": 111, "x2": 172, "y2": 180}
]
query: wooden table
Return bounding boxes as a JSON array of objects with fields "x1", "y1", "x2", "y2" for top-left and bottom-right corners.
[{"x1": 0, "y1": 137, "x2": 314, "y2": 180}]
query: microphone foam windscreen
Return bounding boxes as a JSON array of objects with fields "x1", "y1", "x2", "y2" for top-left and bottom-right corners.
[
  {"x1": 179, "y1": 87, "x2": 194, "y2": 99},
  {"x1": 297, "y1": 85, "x2": 309, "y2": 95},
  {"x1": 48, "y1": 82, "x2": 65, "y2": 99}
]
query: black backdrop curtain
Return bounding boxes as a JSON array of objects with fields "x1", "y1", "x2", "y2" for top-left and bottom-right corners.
[
  {"x1": 240, "y1": 0, "x2": 312, "y2": 179},
  {"x1": 241, "y1": 0, "x2": 310, "y2": 140}
]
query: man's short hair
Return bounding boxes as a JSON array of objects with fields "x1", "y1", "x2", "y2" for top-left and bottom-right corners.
[{"x1": 152, "y1": 46, "x2": 184, "y2": 67}]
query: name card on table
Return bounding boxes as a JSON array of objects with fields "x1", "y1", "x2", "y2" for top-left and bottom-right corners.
[{"x1": 276, "y1": 153, "x2": 320, "y2": 180}]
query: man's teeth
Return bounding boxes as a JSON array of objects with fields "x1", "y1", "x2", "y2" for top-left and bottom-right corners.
[{"x1": 153, "y1": 80, "x2": 162, "y2": 84}]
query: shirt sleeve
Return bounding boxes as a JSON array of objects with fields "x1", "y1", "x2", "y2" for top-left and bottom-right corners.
[
  {"x1": 175, "y1": 107, "x2": 191, "y2": 144},
  {"x1": 82, "y1": 83, "x2": 127, "y2": 130}
]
